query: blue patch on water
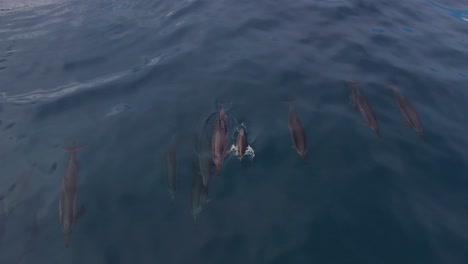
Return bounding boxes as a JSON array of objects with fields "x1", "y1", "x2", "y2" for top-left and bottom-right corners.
[
  {"x1": 372, "y1": 28, "x2": 385, "y2": 33},
  {"x1": 458, "y1": 72, "x2": 467, "y2": 78},
  {"x1": 104, "y1": 103, "x2": 137, "y2": 117},
  {"x1": 428, "y1": 67, "x2": 438, "y2": 72},
  {"x1": 402, "y1": 27, "x2": 414, "y2": 32},
  {"x1": 313, "y1": 0, "x2": 343, "y2": 2}
]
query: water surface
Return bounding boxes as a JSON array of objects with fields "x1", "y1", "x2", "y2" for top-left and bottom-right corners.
[{"x1": 1, "y1": 0, "x2": 468, "y2": 263}]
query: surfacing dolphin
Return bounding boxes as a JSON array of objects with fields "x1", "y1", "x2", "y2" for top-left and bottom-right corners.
[
  {"x1": 211, "y1": 104, "x2": 229, "y2": 176},
  {"x1": 346, "y1": 81, "x2": 381, "y2": 138},
  {"x1": 59, "y1": 138, "x2": 87, "y2": 248},
  {"x1": 229, "y1": 122, "x2": 255, "y2": 161},
  {"x1": 386, "y1": 83, "x2": 426, "y2": 141},
  {"x1": 282, "y1": 99, "x2": 307, "y2": 163}
]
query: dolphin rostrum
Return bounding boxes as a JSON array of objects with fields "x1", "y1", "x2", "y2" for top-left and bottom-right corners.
[{"x1": 59, "y1": 138, "x2": 87, "y2": 248}]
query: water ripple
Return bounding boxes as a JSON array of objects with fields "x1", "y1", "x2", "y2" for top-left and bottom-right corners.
[
  {"x1": 0, "y1": 0, "x2": 63, "y2": 11},
  {"x1": 0, "y1": 47, "x2": 178, "y2": 104},
  {"x1": 0, "y1": 73, "x2": 125, "y2": 104},
  {"x1": 427, "y1": 0, "x2": 468, "y2": 22}
]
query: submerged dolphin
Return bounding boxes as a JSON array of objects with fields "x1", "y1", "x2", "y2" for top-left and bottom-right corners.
[
  {"x1": 15, "y1": 212, "x2": 39, "y2": 264},
  {"x1": 0, "y1": 170, "x2": 33, "y2": 243},
  {"x1": 2, "y1": 169, "x2": 33, "y2": 216},
  {"x1": 195, "y1": 137, "x2": 214, "y2": 188},
  {"x1": 191, "y1": 166, "x2": 209, "y2": 222},
  {"x1": 387, "y1": 84, "x2": 426, "y2": 141},
  {"x1": 229, "y1": 123, "x2": 255, "y2": 161},
  {"x1": 164, "y1": 144, "x2": 177, "y2": 200},
  {"x1": 0, "y1": 198, "x2": 7, "y2": 242},
  {"x1": 59, "y1": 139, "x2": 87, "y2": 248},
  {"x1": 347, "y1": 81, "x2": 381, "y2": 138},
  {"x1": 283, "y1": 100, "x2": 307, "y2": 163},
  {"x1": 211, "y1": 105, "x2": 229, "y2": 176}
]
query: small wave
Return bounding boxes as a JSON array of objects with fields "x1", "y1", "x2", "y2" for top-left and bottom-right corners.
[
  {"x1": 313, "y1": 0, "x2": 343, "y2": 3},
  {"x1": 0, "y1": 73, "x2": 125, "y2": 104},
  {"x1": 0, "y1": 0, "x2": 64, "y2": 11},
  {"x1": 7, "y1": 30, "x2": 50, "y2": 40},
  {"x1": 426, "y1": 0, "x2": 468, "y2": 22},
  {"x1": 0, "y1": 49, "x2": 175, "y2": 105}
]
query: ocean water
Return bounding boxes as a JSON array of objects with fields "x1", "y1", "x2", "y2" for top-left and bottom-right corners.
[{"x1": 1, "y1": 0, "x2": 468, "y2": 263}]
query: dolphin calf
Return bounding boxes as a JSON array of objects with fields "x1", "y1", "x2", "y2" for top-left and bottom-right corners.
[
  {"x1": 59, "y1": 138, "x2": 87, "y2": 248},
  {"x1": 347, "y1": 81, "x2": 381, "y2": 138},
  {"x1": 387, "y1": 84, "x2": 426, "y2": 141},
  {"x1": 283, "y1": 100, "x2": 307, "y2": 163}
]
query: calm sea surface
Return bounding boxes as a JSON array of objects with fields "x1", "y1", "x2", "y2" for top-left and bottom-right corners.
[{"x1": 1, "y1": 0, "x2": 468, "y2": 263}]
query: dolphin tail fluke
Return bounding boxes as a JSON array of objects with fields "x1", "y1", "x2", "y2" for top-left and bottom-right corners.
[
  {"x1": 345, "y1": 80, "x2": 361, "y2": 88},
  {"x1": 63, "y1": 137, "x2": 88, "y2": 152},
  {"x1": 67, "y1": 137, "x2": 81, "y2": 144},
  {"x1": 345, "y1": 69, "x2": 361, "y2": 87},
  {"x1": 344, "y1": 69, "x2": 361, "y2": 88},
  {"x1": 62, "y1": 144, "x2": 88, "y2": 153}
]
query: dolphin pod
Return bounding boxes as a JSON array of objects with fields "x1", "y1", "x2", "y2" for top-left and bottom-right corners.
[
  {"x1": 161, "y1": 83, "x2": 426, "y2": 221},
  {"x1": 346, "y1": 81, "x2": 425, "y2": 141},
  {"x1": 0, "y1": 79, "x2": 427, "y2": 255}
]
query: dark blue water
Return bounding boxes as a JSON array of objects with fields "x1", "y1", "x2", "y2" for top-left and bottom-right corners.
[{"x1": 1, "y1": 0, "x2": 468, "y2": 263}]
